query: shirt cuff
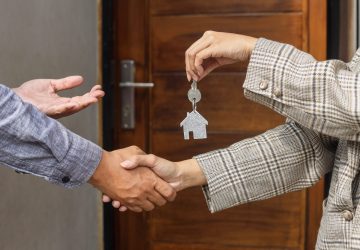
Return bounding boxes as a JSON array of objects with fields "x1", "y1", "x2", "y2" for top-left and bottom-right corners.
[{"x1": 49, "y1": 133, "x2": 102, "y2": 188}]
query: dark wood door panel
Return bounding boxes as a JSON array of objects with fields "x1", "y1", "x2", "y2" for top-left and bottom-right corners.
[
  {"x1": 151, "y1": 13, "x2": 303, "y2": 72},
  {"x1": 150, "y1": 0, "x2": 302, "y2": 16},
  {"x1": 152, "y1": 131, "x2": 258, "y2": 160},
  {"x1": 151, "y1": 73, "x2": 284, "y2": 131},
  {"x1": 152, "y1": 243, "x2": 299, "y2": 250},
  {"x1": 151, "y1": 132, "x2": 305, "y2": 249},
  {"x1": 149, "y1": 187, "x2": 304, "y2": 248}
]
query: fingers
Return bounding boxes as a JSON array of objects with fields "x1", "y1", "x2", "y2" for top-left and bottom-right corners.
[
  {"x1": 155, "y1": 178, "x2": 177, "y2": 202},
  {"x1": 66, "y1": 89, "x2": 103, "y2": 112},
  {"x1": 103, "y1": 195, "x2": 128, "y2": 212},
  {"x1": 119, "y1": 206, "x2": 127, "y2": 212},
  {"x1": 46, "y1": 102, "x2": 78, "y2": 118},
  {"x1": 102, "y1": 194, "x2": 111, "y2": 203},
  {"x1": 197, "y1": 60, "x2": 219, "y2": 81},
  {"x1": 194, "y1": 47, "x2": 213, "y2": 75},
  {"x1": 121, "y1": 154, "x2": 158, "y2": 170},
  {"x1": 50, "y1": 76, "x2": 84, "y2": 92},
  {"x1": 112, "y1": 200, "x2": 121, "y2": 208},
  {"x1": 186, "y1": 36, "x2": 212, "y2": 82},
  {"x1": 147, "y1": 189, "x2": 167, "y2": 207},
  {"x1": 185, "y1": 36, "x2": 205, "y2": 81},
  {"x1": 89, "y1": 85, "x2": 105, "y2": 99}
]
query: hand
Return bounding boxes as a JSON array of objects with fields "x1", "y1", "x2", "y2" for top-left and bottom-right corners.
[
  {"x1": 89, "y1": 147, "x2": 177, "y2": 213},
  {"x1": 103, "y1": 154, "x2": 207, "y2": 211},
  {"x1": 185, "y1": 31, "x2": 258, "y2": 81},
  {"x1": 13, "y1": 75, "x2": 104, "y2": 119}
]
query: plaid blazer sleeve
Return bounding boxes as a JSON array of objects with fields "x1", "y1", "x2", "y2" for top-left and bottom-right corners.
[
  {"x1": 195, "y1": 121, "x2": 336, "y2": 213},
  {"x1": 243, "y1": 38, "x2": 360, "y2": 141}
]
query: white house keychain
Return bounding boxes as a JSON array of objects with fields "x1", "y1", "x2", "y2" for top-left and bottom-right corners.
[{"x1": 180, "y1": 80, "x2": 208, "y2": 140}]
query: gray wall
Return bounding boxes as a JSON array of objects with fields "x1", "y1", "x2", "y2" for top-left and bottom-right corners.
[{"x1": 0, "y1": 1, "x2": 102, "y2": 249}]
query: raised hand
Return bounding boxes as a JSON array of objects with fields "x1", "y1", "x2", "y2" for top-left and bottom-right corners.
[
  {"x1": 89, "y1": 147, "x2": 177, "y2": 213},
  {"x1": 13, "y1": 75, "x2": 104, "y2": 119},
  {"x1": 185, "y1": 31, "x2": 258, "y2": 81},
  {"x1": 103, "y1": 154, "x2": 207, "y2": 212}
]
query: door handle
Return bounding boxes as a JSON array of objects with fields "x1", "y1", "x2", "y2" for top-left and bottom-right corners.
[{"x1": 119, "y1": 60, "x2": 154, "y2": 129}]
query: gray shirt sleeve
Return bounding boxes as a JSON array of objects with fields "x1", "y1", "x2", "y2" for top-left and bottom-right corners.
[{"x1": 0, "y1": 84, "x2": 102, "y2": 188}]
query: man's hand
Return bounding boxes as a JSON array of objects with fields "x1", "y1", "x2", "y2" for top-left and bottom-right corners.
[
  {"x1": 103, "y1": 154, "x2": 207, "y2": 212},
  {"x1": 185, "y1": 31, "x2": 258, "y2": 81},
  {"x1": 13, "y1": 76, "x2": 104, "y2": 119},
  {"x1": 89, "y1": 147, "x2": 177, "y2": 213}
]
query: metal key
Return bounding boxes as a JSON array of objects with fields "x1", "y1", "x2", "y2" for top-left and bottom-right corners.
[
  {"x1": 187, "y1": 80, "x2": 201, "y2": 103},
  {"x1": 180, "y1": 80, "x2": 208, "y2": 140}
]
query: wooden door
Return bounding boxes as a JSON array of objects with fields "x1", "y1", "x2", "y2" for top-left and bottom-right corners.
[{"x1": 106, "y1": 0, "x2": 327, "y2": 249}]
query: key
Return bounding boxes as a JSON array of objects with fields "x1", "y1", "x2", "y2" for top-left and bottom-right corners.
[
  {"x1": 187, "y1": 80, "x2": 201, "y2": 103},
  {"x1": 187, "y1": 88, "x2": 201, "y2": 103},
  {"x1": 180, "y1": 80, "x2": 208, "y2": 140}
]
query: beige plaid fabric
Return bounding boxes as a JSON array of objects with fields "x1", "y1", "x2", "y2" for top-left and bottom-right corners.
[{"x1": 195, "y1": 38, "x2": 360, "y2": 249}]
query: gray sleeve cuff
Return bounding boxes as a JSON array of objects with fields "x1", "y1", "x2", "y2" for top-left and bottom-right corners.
[{"x1": 50, "y1": 133, "x2": 102, "y2": 188}]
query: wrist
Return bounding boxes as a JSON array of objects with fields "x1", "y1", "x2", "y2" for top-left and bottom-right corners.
[
  {"x1": 88, "y1": 150, "x2": 111, "y2": 187},
  {"x1": 246, "y1": 37, "x2": 258, "y2": 52},
  {"x1": 177, "y1": 159, "x2": 207, "y2": 190}
]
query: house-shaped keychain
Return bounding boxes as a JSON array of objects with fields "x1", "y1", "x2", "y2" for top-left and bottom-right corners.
[{"x1": 180, "y1": 110, "x2": 208, "y2": 140}]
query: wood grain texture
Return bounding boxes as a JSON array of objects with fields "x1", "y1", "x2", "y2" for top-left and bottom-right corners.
[
  {"x1": 112, "y1": 1, "x2": 150, "y2": 250},
  {"x1": 151, "y1": 14, "x2": 303, "y2": 72},
  {"x1": 150, "y1": 0, "x2": 302, "y2": 15},
  {"x1": 152, "y1": 131, "x2": 257, "y2": 160},
  {"x1": 148, "y1": 186, "x2": 304, "y2": 248},
  {"x1": 151, "y1": 73, "x2": 284, "y2": 131},
  {"x1": 152, "y1": 243, "x2": 299, "y2": 250}
]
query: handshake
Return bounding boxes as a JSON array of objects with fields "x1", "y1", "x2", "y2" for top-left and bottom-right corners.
[
  {"x1": 12, "y1": 74, "x2": 208, "y2": 213},
  {"x1": 89, "y1": 146, "x2": 207, "y2": 213}
]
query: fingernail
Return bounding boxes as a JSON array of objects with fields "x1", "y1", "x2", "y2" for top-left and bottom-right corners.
[
  {"x1": 121, "y1": 160, "x2": 133, "y2": 169},
  {"x1": 186, "y1": 74, "x2": 191, "y2": 82},
  {"x1": 119, "y1": 207, "x2": 127, "y2": 212}
]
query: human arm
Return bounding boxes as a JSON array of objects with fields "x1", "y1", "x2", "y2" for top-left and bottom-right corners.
[
  {"x1": 106, "y1": 121, "x2": 336, "y2": 212},
  {"x1": 12, "y1": 75, "x2": 104, "y2": 119},
  {"x1": 187, "y1": 31, "x2": 360, "y2": 141},
  {"x1": 0, "y1": 84, "x2": 175, "y2": 212}
]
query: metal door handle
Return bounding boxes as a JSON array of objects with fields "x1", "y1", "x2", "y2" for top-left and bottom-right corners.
[
  {"x1": 119, "y1": 82, "x2": 154, "y2": 88},
  {"x1": 119, "y1": 60, "x2": 153, "y2": 129}
]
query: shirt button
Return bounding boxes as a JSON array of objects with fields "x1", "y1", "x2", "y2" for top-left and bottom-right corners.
[
  {"x1": 62, "y1": 176, "x2": 70, "y2": 184},
  {"x1": 274, "y1": 87, "x2": 282, "y2": 97},
  {"x1": 259, "y1": 80, "x2": 269, "y2": 90},
  {"x1": 342, "y1": 210, "x2": 353, "y2": 221}
]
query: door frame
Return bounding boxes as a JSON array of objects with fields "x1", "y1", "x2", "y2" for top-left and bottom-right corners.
[{"x1": 101, "y1": 0, "x2": 116, "y2": 249}]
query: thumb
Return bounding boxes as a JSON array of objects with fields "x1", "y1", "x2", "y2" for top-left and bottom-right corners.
[
  {"x1": 120, "y1": 160, "x2": 137, "y2": 169},
  {"x1": 120, "y1": 154, "x2": 158, "y2": 170}
]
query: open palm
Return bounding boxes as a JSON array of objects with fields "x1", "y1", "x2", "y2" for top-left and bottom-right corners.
[{"x1": 13, "y1": 76, "x2": 104, "y2": 119}]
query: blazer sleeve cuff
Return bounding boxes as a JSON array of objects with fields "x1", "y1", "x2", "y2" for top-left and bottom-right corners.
[{"x1": 194, "y1": 153, "x2": 249, "y2": 213}]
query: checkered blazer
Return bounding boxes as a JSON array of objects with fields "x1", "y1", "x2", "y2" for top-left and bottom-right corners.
[{"x1": 195, "y1": 38, "x2": 360, "y2": 249}]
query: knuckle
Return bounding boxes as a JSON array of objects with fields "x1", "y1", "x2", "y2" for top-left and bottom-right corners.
[
  {"x1": 147, "y1": 154, "x2": 157, "y2": 165},
  {"x1": 170, "y1": 191, "x2": 177, "y2": 201},
  {"x1": 129, "y1": 145, "x2": 141, "y2": 152},
  {"x1": 204, "y1": 30, "x2": 213, "y2": 36},
  {"x1": 144, "y1": 205, "x2": 154, "y2": 212},
  {"x1": 164, "y1": 189, "x2": 175, "y2": 199},
  {"x1": 159, "y1": 199, "x2": 166, "y2": 206},
  {"x1": 188, "y1": 51, "x2": 195, "y2": 58}
]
